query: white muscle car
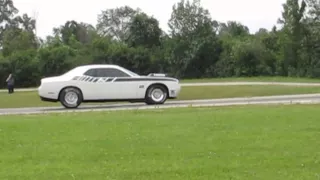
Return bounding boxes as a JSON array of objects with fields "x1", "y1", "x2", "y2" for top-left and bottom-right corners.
[{"x1": 38, "y1": 64, "x2": 181, "y2": 108}]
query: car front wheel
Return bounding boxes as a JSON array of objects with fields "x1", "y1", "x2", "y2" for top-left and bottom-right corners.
[
  {"x1": 145, "y1": 85, "x2": 168, "y2": 105},
  {"x1": 59, "y1": 87, "x2": 83, "y2": 108}
]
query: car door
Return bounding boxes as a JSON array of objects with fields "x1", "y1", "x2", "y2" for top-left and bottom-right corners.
[
  {"x1": 98, "y1": 68, "x2": 138, "y2": 99},
  {"x1": 79, "y1": 68, "x2": 105, "y2": 100}
]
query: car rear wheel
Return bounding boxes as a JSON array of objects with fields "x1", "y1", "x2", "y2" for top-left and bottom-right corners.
[
  {"x1": 59, "y1": 87, "x2": 82, "y2": 108},
  {"x1": 145, "y1": 84, "x2": 168, "y2": 105}
]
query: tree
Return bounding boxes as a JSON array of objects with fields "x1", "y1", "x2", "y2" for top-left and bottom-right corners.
[
  {"x1": 300, "y1": 0, "x2": 320, "y2": 76},
  {"x1": 2, "y1": 28, "x2": 38, "y2": 57},
  {"x1": 18, "y1": 13, "x2": 36, "y2": 32},
  {"x1": 0, "y1": 0, "x2": 20, "y2": 46},
  {"x1": 168, "y1": 0, "x2": 214, "y2": 38},
  {"x1": 127, "y1": 12, "x2": 162, "y2": 48},
  {"x1": 218, "y1": 21, "x2": 250, "y2": 37},
  {"x1": 2, "y1": 0, "x2": 320, "y2": 89},
  {"x1": 167, "y1": 0, "x2": 221, "y2": 78},
  {"x1": 97, "y1": 6, "x2": 140, "y2": 41},
  {"x1": 53, "y1": 20, "x2": 98, "y2": 46},
  {"x1": 277, "y1": 0, "x2": 307, "y2": 76}
]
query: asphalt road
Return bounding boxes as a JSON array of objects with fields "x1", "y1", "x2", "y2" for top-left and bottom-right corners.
[
  {"x1": 1, "y1": 93, "x2": 320, "y2": 115},
  {"x1": 2, "y1": 81, "x2": 320, "y2": 92},
  {"x1": 1, "y1": 81, "x2": 320, "y2": 115}
]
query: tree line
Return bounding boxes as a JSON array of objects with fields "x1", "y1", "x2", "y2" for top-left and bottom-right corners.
[{"x1": 0, "y1": 0, "x2": 320, "y2": 88}]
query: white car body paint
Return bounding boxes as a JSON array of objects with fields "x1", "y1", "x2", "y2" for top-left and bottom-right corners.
[{"x1": 38, "y1": 64, "x2": 181, "y2": 102}]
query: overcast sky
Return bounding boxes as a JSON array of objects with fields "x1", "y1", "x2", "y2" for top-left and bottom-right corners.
[{"x1": 13, "y1": 0, "x2": 286, "y2": 38}]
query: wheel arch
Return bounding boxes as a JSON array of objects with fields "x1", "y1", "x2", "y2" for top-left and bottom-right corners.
[
  {"x1": 58, "y1": 86, "x2": 83, "y2": 99},
  {"x1": 145, "y1": 83, "x2": 169, "y2": 96}
]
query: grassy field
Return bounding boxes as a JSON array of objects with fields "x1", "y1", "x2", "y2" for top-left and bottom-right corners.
[
  {"x1": 1, "y1": 85, "x2": 320, "y2": 108},
  {"x1": 0, "y1": 104, "x2": 319, "y2": 179}
]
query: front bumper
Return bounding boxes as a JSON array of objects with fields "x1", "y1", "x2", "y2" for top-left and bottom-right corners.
[{"x1": 168, "y1": 85, "x2": 181, "y2": 98}]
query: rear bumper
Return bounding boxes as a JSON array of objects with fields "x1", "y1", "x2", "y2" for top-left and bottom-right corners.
[{"x1": 38, "y1": 85, "x2": 59, "y2": 102}]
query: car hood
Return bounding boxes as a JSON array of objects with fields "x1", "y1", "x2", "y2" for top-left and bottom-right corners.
[{"x1": 138, "y1": 76, "x2": 179, "y2": 82}]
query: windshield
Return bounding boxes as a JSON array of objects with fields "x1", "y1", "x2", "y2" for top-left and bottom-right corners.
[{"x1": 124, "y1": 68, "x2": 140, "y2": 77}]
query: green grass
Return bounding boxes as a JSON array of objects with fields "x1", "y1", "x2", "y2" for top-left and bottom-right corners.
[
  {"x1": 0, "y1": 105, "x2": 320, "y2": 179},
  {"x1": 1, "y1": 85, "x2": 320, "y2": 108},
  {"x1": 179, "y1": 85, "x2": 320, "y2": 100}
]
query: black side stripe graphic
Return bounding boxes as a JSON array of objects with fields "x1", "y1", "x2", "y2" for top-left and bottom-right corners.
[
  {"x1": 114, "y1": 78, "x2": 176, "y2": 82},
  {"x1": 85, "y1": 76, "x2": 91, "y2": 82},
  {"x1": 79, "y1": 76, "x2": 86, "y2": 81},
  {"x1": 71, "y1": 76, "x2": 176, "y2": 83},
  {"x1": 106, "y1": 78, "x2": 114, "y2": 82},
  {"x1": 88, "y1": 77, "x2": 95, "y2": 82}
]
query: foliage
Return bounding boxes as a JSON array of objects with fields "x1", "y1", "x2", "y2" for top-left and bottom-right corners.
[{"x1": 0, "y1": 0, "x2": 320, "y2": 88}]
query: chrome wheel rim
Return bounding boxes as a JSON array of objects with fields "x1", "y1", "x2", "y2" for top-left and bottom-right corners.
[
  {"x1": 64, "y1": 91, "x2": 78, "y2": 105},
  {"x1": 151, "y1": 88, "x2": 165, "y2": 102}
]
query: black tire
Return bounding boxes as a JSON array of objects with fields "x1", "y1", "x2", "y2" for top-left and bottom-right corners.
[
  {"x1": 145, "y1": 84, "x2": 168, "y2": 105},
  {"x1": 59, "y1": 87, "x2": 83, "y2": 108}
]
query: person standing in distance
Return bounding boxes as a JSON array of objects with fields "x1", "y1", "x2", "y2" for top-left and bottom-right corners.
[{"x1": 6, "y1": 73, "x2": 14, "y2": 94}]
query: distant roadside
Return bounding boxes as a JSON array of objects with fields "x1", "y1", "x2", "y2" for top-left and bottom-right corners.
[
  {"x1": 180, "y1": 76, "x2": 320, "y2": 83},
  {"x1": 1, "y1": 76, "x2": 320, "y2": 93}
]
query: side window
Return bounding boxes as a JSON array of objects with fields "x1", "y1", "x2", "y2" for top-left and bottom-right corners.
[
  {"x1": 83, "y1": 68, "x2": 130, "y2": 77},
  {"x1": 83, "y1": 68, "x2": 98, "y2": 77},
  {"x1": 97, "y1": 68, "x2": 130, "y2": 77}
]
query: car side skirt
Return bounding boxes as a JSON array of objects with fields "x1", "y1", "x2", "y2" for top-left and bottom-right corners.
[
  {"x1": 40, "y1": 96, "x2": 177, "y2": 103},
  {"x1": 40, "y1": 96, "x2": 59, "y2": 102}
]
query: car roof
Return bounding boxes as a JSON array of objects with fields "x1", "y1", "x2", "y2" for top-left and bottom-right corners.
[
  {"x1": 62, "y1": 64, "x2": 123, "y2": 76},
  {"x1": 69, "y1": 64, "x2": 140, "y2": 76},
  {"x1": 77, "y1": 64, "x2": 121, "y2": 69}
]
